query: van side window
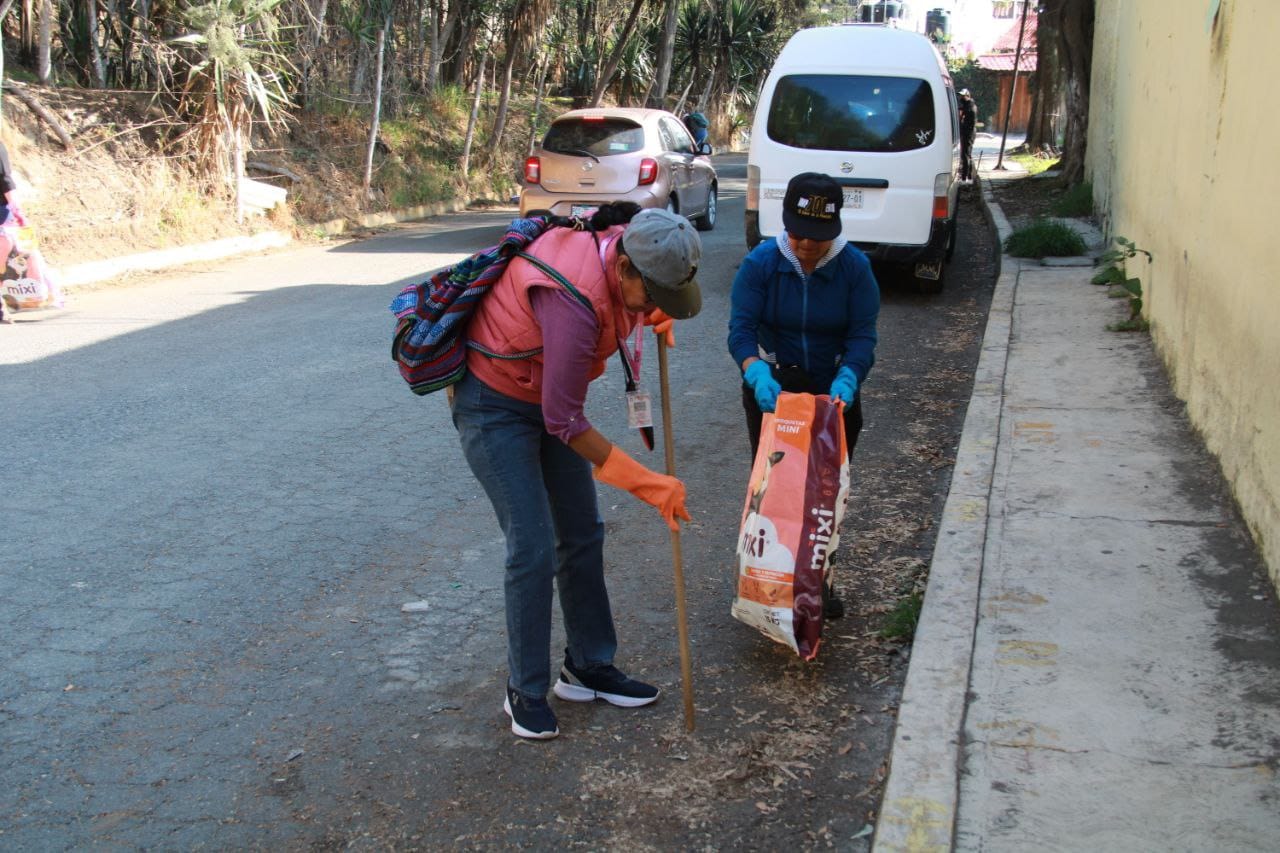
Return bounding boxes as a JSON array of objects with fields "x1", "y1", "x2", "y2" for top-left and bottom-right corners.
[
  {"x1": 767, "y1": 74, "x2": 937, "y2": 153},
  {"x1": 946, "y1": 85, "x2": 959, "y2": 143}
]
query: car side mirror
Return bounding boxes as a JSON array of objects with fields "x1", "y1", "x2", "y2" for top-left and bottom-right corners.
[{"x1": 696, "y1": 142, "x2": 713, "y2": 156}]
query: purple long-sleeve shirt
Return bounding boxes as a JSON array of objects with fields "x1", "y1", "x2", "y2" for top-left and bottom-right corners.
[{"x1": 529, "y1": 285, "x2": 602, "y2": 444}]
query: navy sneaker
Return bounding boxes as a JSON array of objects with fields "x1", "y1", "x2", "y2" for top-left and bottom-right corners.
[
  {"x1": 504, "y1": 686, "x2": 559, "y2": 740},
  {"x1": 552, "y1": 650, "x2": 660, "y2": 708}
]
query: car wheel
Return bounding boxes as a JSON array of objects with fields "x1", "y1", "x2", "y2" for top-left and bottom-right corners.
[
  {"x1": 944, "y1": 216, "x2": 958, "y2": 262},
  {"x1": 695, "y1": 185, "x2": 717, "y2": 232}
]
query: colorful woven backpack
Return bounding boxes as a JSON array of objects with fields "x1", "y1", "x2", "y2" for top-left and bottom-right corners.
[{"x1": 389, "y1": 217, "x2": 589, "y2": 395}]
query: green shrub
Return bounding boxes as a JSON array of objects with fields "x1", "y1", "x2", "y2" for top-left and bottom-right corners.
[
  {"x1": 1004, "y1": 218, "x2": 1088, "y2": 258},
  {"x1": 1090, "y1": 265, "x2": 1125, "y2": 286},
  {"x1": 1097, "y1": 236, "x2": 1153, "y2": 332},
  {"x1": 1053, "y1": 181, "x2": 1093, "y2": 217}
]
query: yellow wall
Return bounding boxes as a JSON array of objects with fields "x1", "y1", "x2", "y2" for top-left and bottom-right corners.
[{"x1": 1088, "y1": 0, "x2": 1280, "y2": 584}]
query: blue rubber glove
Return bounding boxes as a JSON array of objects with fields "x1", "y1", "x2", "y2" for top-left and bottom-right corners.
[
  {"x1": 829, "y1": 366, "x2": 858, "y2": 406},
  {"x1": 743, "y1": 360, "x2": 781, "y2": 413}
]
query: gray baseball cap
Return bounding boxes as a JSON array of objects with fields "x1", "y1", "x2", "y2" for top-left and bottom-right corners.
[{"x1": 622, "y1": 208, "x2": 703, "y2": 319}]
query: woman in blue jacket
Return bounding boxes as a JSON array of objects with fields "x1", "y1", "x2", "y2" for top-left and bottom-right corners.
[{"x1": 727, "y1": 172, "x2": 880, "y2": 615}]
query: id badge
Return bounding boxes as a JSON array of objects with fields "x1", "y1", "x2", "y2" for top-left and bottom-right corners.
[{"x1": 626, "y1": 390, "x2": 654, "y2": 430}]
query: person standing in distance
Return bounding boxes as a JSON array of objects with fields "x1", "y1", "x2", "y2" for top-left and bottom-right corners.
[
  {"x1": 958, "y1": 88, "x2": 978, "y2": 182},
  {"x1": 0, "y1": 141, "x2": 27, "y2": 324},
  {"x1": 727, "y1": 172, "x2": 880, "y2": 617},
  {"x1": 450, "y1": 204, "x2": 701, "y2": 740}
]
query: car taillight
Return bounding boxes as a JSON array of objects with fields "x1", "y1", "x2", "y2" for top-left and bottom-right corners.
[
  {"x1": 638, "y1": 158, "x2": 658, "y2": 185},
  {"x1": 746, "y1": 164, "x2": 760, "y2": 209},
  {"x1": 932, "y1": 172, "x2": 950, "y2": 219},
  {"x1": 524, "y1": 157, "x2": 541, "y2": 184}
]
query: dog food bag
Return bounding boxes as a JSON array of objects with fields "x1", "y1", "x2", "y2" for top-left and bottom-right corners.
[
  {"x1": 2, "y1": 226, "x2": 64, "y2": 310},
  {"x1": 731, "y1": 392, "x2": 849, "y2": 660},
  {"x1": 2, "y1": 276, "x2": 49, "y2": 310}
]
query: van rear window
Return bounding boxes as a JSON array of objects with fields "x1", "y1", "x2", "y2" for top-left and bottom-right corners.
[
  {"x1": 543, "y1": 119, "x2": 645, "y2": 156},
  {"x1": 767, "y1": 74, "x2": 936, "y2": 152}
]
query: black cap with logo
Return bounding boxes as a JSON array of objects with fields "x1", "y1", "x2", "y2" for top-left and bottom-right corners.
[{"x1": 782, "y1": 172, "x2": 844, "y2": 241}]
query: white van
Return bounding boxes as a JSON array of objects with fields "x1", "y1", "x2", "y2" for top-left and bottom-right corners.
[{"x1": 746, "y1": 25, "x2": 960, "y2": 292}]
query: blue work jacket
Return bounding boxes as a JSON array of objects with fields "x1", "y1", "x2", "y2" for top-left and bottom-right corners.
[{"x1": 727, "y1": 238, "x2": 880, "y2": 388}]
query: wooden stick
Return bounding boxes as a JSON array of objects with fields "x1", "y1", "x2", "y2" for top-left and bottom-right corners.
[{"x1": 657, "y1": 337, "x2": 695, "y2": 732}]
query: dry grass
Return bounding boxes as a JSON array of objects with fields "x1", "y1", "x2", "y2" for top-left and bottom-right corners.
[{"x1": 5, "y1": 83, "x2": 543, "y2": 271}]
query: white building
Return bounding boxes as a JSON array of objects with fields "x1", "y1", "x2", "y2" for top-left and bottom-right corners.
[{"x1": 851, "y1": 0, "x2": 1031, "y2": 58}]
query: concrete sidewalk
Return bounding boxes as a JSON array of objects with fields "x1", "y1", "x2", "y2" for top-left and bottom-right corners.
[{"x1": 873, "y1": 176, "x2": 1280, "y2": 851}]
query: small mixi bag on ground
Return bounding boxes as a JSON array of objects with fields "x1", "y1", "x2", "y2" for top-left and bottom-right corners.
[
  {"x1": 1, "y1": 224, "x2": 64, "y2": 311},
  {"x1": 731, "y1": 392, "x2": 850, "y2": 660}
]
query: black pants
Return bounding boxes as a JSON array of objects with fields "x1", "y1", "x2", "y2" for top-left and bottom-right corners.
[
  {"x1": 741, "y1": 364, "x2": 863, "y2": 463},
  {"x1": 960, "y1": 136, "x2": 974, "y2": 180}
]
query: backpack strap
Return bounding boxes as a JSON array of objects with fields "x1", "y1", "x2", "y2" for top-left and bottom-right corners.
[
  {"x1": 513, "y1": 251, "x2": 592, "y2": 310},
  {"x1": 466, "y1": 252, "x2": 594, "y2": 361}
]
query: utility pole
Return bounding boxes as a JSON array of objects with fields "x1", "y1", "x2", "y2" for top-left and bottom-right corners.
[{"x1": 995, "y1": 0, "x2": 1031, "y2": 170}]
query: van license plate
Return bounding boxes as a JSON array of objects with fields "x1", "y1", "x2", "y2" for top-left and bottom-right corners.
[
  {"x1": 571, "y1": 204, "x2": 598, "y2": 217},
  {"x1": 843, "y1": 189, "x2": 863, "y2": 209}
]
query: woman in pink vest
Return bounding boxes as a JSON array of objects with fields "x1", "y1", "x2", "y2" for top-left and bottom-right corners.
[{"x1": 450, "y1": 204, "x2": 703, "y2": 740}]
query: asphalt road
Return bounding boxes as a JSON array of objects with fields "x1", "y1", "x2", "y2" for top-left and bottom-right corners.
[{"x1": 0, "y1": 156, "x2": 996, "y2": 849}]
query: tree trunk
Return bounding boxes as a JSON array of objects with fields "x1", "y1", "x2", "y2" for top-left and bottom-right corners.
[
  {"x1": 20, "y1": 0, "x2": 33, "y2": 62},
  {"x1": 461, "y1": 50, "x2": 487, "y2": 179},
  {"x1": 87, "y1": 0, "x2": 106, "y2": 87},
  {"x1": 450, "y1": 18, "x2": 475, "y2": 86},
  {"x1": 649, "y1": 0, "x2": 679, "y2": 108},
  {"x1": 528, "y1": 54, "x2": 548, "y2": 156},
  {"x1": 36, "y1": 0, "x2": 50, "y2": 84},
  {"x1": 695, "y1": 56, "x2": 717, "y2": 113},
  {"x1": 672, "y1": 73, "x2": 694, "y2": 118},
  {"x1": 231, "y1": 117, "x2": 245, "y2": 222},
  {"x1": 364, "y1": 18, "x2": 389, "y2": 198},
  {"x1": 1025, "y1": 1, "x2": 1061, "y2": 152},
  {"x1": 1054, "y1": 0, "x2": 1094, "y2": 185},
  {"x1": 490, "y1": 46, "x2": 517, "y2": 150},
  {"x1": 3, "y1": 81, "x2": 75, "y2": 149},
  {"x1": 300, "y1": 0, "x2": 329, "y2": 109},
  {"x1": 0, "y1": 0, "x2": 12, "y2": 132},
  {"x1": 589, "y1": 0, "x2": 646, "y2": 107}
]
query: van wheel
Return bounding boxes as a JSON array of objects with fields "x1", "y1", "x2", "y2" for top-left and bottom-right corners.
[
  {"x1": 944, "y1": 217, "x2": 958, "y2": 262},
  {"x1": 695, "y1": 186, "x2": 717, "y2": 231}
]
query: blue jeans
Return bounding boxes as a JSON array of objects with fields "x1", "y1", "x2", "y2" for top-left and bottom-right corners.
[{"x1": 450, "y1": 372, "x2": 617, "y2": 699}]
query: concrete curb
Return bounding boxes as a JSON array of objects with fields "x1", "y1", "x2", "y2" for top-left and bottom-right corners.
[
  {"x1": 59, "y1": 198, "x2": 478, "y2": 290},
  {"x1": 871, "y1": 179, "x2": 1018, "y2": 852}
]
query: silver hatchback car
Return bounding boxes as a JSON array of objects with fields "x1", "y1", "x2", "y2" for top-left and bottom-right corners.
[{"x1": 520, "y1": 107, "x2": 718, "y2": 231}]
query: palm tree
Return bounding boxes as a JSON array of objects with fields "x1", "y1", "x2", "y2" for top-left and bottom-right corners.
[{"x1": 171, "y1": 0, "x2": 296, "y2": 193}]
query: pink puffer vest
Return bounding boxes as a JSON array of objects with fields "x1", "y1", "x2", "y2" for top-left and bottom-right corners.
[{"x1": 465, "y1": 225, "x2": 638, "y2": 404}]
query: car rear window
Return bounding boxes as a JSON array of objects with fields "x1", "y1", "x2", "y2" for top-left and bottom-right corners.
[
  {"x1": 543, "y1": 118, "x2": 645, "y2": 156},
  {"x1": 767, "y1": 74, "x2": 936, "y2": 152}
]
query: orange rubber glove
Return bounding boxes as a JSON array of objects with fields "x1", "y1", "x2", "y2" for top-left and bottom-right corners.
[
  {"x1": 594, "y1": 445, "x2": 691, "y2": 531},
  {"x1": 645, "y1": 307, "x2": 675, "y2": 348}
]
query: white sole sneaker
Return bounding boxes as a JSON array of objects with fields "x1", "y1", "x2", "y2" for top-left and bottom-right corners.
[
  {"x1": 503, "y1": 696, "x2": 559, "y2": 739},
  {"x1": 553, "y1": 678, "x2": 659, "y2": 708}
]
